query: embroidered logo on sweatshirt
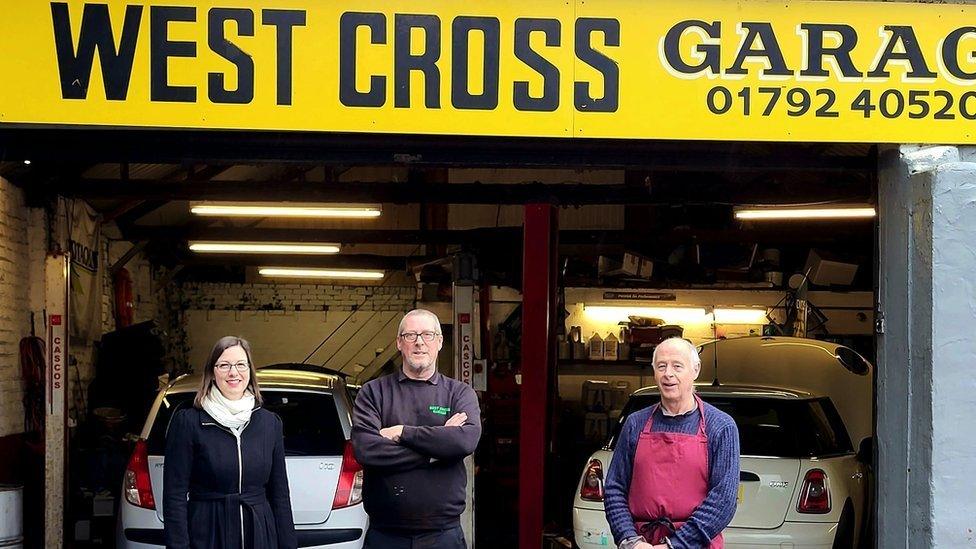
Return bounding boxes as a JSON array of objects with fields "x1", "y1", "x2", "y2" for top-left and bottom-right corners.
[{"x1": 429, "y1": 405, "x2": 451, "y2": 416}]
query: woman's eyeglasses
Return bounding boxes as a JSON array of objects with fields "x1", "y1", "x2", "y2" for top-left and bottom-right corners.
[
  {"x1": 215, "y1": 361, "x2": 249, "y2": 373},
  {"x1": 399, "y1": 331, "x2": 440, "y2": 343}
]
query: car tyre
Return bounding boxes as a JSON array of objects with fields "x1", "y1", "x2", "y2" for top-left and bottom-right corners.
[{"x1": 832, "y1": 498, "x2": 856, "y2": 549}]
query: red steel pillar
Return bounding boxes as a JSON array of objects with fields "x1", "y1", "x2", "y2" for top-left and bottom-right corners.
[{"x1": 518, "y1": 204, "x2": 558, "y2": 548}]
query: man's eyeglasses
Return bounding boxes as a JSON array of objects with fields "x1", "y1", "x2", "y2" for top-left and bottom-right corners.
[
  {"x1": 399, "y1": 331, "x2": 441, "y2": 343},
  {"x1": 215, "y1": 361, "x2": 250, "y2": 373}
]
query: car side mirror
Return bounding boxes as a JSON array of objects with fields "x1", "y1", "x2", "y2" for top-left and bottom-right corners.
[{"x1": 856, "y1": 437, "x2": 873, "y2": 465}]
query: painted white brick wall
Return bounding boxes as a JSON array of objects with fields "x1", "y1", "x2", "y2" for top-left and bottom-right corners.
[
  {"x1": 166, "y1": 282, "x2": 416, "y2": 372},
  {"x1": 179, "y1": 282, "x2": 415, "y2": 312},
  {"x1": 0, "y1": 178, "x2": 33, "y2": 437}
]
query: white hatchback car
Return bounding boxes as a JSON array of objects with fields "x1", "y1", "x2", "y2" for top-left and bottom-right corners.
[
  {"x1": 116, "y1": 366, "x2": 368, "y2": 548},
  {"x1": 573, "y1": 337, "x2": 873, "y2": 549}
]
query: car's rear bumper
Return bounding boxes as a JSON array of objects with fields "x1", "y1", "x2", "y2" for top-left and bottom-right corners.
[
  {"x1": 726, "y1": 521, "x2": 839, "y2": 548},
  {"x1": 573, "y1": 507, "x2": 838, "y2": 549},
  {"x1": 573, "y1": 507, "x2": 615, "y2": 548},
  {"x1": 117, "y1": 501, "x2": 368, "y2": 549},
  {"x1": 120, "y1": 528, "x2": 364, "y2": 547}
]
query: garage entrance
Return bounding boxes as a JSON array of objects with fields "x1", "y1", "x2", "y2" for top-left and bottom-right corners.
[{"x1": 0, "y1": 132, "x2": 880, "y2": 549}]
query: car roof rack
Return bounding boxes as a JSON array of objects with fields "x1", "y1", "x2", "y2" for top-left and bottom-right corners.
[{"x1": 257, "y1": 362, "x2": 349, "y2": 378}]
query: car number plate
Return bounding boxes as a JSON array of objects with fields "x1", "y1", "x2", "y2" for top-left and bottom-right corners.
[{"x1": 737, "y1": 483, "x2": 744, "y2": 505}]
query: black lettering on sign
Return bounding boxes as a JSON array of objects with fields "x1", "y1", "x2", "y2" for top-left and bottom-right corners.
[
  {"x1": 451, "y1": 16, "x2": 500, "y2": 110},
  {"x1": 726, "y1": 22, "x2": 791, "y2": 77},
  {"x1": 208, "y1": 8, "x2": 254, "y2": 104},
  {"x1": 394, "y1": 14, "x2": 441, "y2": 108},
  {"x1": 69, "y1": 239, "x2": 98, "y2": 272},
  {"x1": 662, "y1": 20, "x2": 720, "y2": 76},
  {"x1": 799, "y1": 23, "x2": 862, "y2": 78},
  {"x1": 339, "y1": 12, "x2": 387, "y2": 107},
  {"x1": 262, "y1": 9, "x2": 306, "y2": 106},
  {"x1": 942, "y1": 27, "x2": 976, "y2": 81},
  {"x1": 513, "y1": 18, "x2": 560, "y2": 112},
  {"x1": 51, "y1": 3, "x2": 142, "y2": 100},
  {"x1": 868, "y1": 26, "x2": 937, "y2": 79},
  {"x1": 574, "y1": 18, "x2": 619, "y2": 113},
  {"x1": 150, "y1": 6, "x2": 197, "y2": 102}
]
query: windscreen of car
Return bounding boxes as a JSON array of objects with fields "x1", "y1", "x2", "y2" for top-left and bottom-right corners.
[
  {"x1": 146, "y1": 389, "x2": 346, "y2": 456},
  {"x1": 609, "y1": 394, "x2": 853, "y2": 458}
]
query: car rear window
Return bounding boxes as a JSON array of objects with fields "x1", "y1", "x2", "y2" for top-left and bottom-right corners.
[
  {"x1": 146, "y1": 389, "x2": 347, "y2": 456},
  {"x1": 610, "y1": 394, "x2": 853, "y2": 458}
]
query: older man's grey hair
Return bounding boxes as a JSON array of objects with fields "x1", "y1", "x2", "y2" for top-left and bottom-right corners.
[
  {"x1": 397, "y1": 309, "x2": 443, "y2": 335},
  {"x1": 652, "y1": 337, "x2": 702, "y2": 367}
]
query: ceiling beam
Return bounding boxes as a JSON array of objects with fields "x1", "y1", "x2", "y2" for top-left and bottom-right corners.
[
  {"x1": 176, "y1": 253, "x2": 414, "y2": 270},
  {"x1": 56, "y1": 179, "x2": 657, "y2": 205},
  {"x1": 46, "y1": 178, "x2": 869, "y2": 205},
  {"x1": 127, "y1": 225, "x2": 872, "y2": 247},
  {"x1": 0, "y1": 129, "x2": 875, "y2": 172}
]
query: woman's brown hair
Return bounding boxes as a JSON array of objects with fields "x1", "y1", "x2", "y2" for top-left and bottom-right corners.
[{"x1": 193, "y1": 336, "x2": 263, "y2": 408}]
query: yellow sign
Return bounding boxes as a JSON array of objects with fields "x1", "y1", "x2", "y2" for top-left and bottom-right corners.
[{"x1": 2, "y1": 0, "x2": 976, "y2": 143}]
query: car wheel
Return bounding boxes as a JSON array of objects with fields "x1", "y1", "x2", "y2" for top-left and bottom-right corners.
[{"x1": 832, "y1": 499, "x2": 856, "y2": 549}]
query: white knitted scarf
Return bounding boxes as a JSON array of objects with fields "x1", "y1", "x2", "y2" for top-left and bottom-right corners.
[{"x1": 202, "y1": 385, "x2": 255, "y2": 430}]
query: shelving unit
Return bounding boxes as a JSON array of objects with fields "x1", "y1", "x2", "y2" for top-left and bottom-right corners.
[{"x1": 557, "y1": 359, "x2": 653, "y2": 376}]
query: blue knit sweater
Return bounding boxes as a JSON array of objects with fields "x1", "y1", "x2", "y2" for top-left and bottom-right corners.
[{"x1": 604, "y1": 402, "x2": 740, "y2": 549}]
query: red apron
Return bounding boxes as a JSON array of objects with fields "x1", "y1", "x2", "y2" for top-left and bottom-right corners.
[{"x1": 627, "y1": 395, "x2": 723, "y2": 548}]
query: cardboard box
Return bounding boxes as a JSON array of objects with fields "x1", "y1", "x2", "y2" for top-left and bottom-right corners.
[
  {"x1": 598, "y1": 252, "x2": 647, "y2": 277},
  {"x1": 621, "y1": 252, "x2": 642, "y2": 276},
  {"x1": 805, "y1": 249, "x2": 858, "y2": 286}
]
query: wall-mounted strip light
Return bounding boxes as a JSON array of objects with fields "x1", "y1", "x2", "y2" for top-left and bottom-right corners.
[
  {"x1": 190, "y1": 202, "x2": 381, "y2": 219},
  {"x1": 583, "y1": 305, "x2": 710, "y2": 324},
  {"x1": 258, "y1": 267, "x2": 385, "y2": 280},
  {"x1": 735, "y1": 205, "x2": 876, "y2": 220},
  {"x1": 189, "y1": 241, "x2": 341, "y2": 254},
  {"x1": 713, "y1": 308, "x2": 768, "y2": 324}
]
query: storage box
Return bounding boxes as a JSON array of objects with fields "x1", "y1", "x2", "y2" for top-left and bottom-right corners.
[
  {"x1": 584, "y1": 412, "x2": 610, "y2": 441},
  {"x1": 582, "y1": 380, "x2": 613, "y2": 412},
  {"x1": 627, "y1": 325, "x2": 684, "y2": 346},
  {"x1": 638, "y1": 258, "x2": 654, "y2": 279}
]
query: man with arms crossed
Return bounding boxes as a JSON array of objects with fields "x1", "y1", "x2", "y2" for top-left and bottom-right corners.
[
  {"x1": 604, "y1": 337, "x2": 740, "y2": 549},
  {"x1": 352, "y1": 309, "x2": 481, "y2": 549}
]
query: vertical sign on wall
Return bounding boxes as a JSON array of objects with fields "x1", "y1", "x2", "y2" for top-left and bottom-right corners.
[
  {"x1": 455, "y1": 286, "x2": 474, "y2": 386},
  {"x1": 452, "y1": 283, "x2": 475, "y2": 549},
  {"x1": 45, "y1": 254, "x2": 69, "y2": 549}
]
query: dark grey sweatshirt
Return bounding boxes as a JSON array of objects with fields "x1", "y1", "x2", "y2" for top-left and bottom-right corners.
[{"x1": 351, "y1": 370, "x2": 481, "y2": 531}]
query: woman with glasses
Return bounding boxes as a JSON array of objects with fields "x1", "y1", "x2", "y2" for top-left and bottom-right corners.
[{"x1": 163, "y1": 336, "x2": 297, "y2": 549}]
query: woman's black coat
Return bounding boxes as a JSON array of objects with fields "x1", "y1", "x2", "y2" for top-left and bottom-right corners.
[{"x1": 163, "y1": 406, "x2": 297, "y2": 549}]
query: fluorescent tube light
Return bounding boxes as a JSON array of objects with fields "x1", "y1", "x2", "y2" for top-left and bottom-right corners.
[
  {"x1": 189, "y1": 241, "x2": 341, "y2": 254},
  {"x1": 713, "y1": 308, "x2": 768, "y2": 324},
  {"x1": 190, "y1": 202, "x2": 381, "y2": 219},
  {"x1": 583, "y1": 305, "x2": 709, "y2": 324},
  {"x1": 735, "y1": 206, "x2": 876, "y2": 220},
  {"x1": 258, "y1": 267, "x2": 385, "y2": 280}
]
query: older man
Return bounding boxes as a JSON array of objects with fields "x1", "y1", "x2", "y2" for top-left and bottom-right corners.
[
  {"x1": 604, "y1": 337, "x2": 740, "y2": 549},
  {"x1": 352, "y1": 309, "x2": 482, "y2": 549}
]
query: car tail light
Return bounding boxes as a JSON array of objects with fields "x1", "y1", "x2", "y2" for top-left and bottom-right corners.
[
  {"x1": 333, "y1": 440, "x2": 364, "y2": 509},
  {"x1": 797, "y1": 468, "x2": 830, "y2": 513},
  {"x1": 124, "y1": 439, "x2": 156, "y2": 509},
  {"x1": 579, "y1": 459, "x2": 605, "y2": 502}
]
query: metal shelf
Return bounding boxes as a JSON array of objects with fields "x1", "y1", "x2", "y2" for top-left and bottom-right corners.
[{"x1": 557, "y1": 360, "x2": 653, "y2": 375}]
